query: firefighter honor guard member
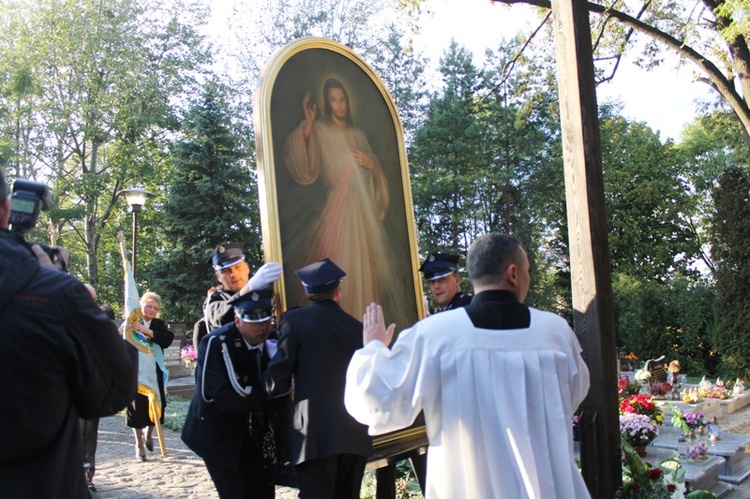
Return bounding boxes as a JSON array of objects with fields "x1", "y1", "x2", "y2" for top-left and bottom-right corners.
[
  {"x1": 182, "y1": 289, "x2": 277, "y2": 499},
  {"x1": 264, "y1": 258, "x2": 371, "y2": 499},
  {"x1": 419, "y1": 252, "x2": 472, "y2": 313},
  {"x1": 203, "y1": 242, "x2": 282, "y2": 331}
]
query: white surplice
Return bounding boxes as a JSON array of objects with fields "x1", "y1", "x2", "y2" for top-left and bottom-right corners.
[{"x1": 345, "y1": 307, "x2": 591, "y2": 499}]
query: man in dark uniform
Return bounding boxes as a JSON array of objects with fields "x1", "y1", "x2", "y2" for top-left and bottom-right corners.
[
  {"x1": 203, "y1": 242, "x2": 282, "y2": 331},
  {"x1": 182, "y1": 290, "x2": 278, "y2": 499},
  {"x1": 419, "y1": 252, "x2": 472, "y2": 313},
  {"x1": 264, "y1": 258, "x2": 371, "y2": 499}
]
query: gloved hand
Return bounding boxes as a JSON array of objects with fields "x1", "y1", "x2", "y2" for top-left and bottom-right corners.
[{"x1": 246, "y1": 261, "x2": 283, "y2": 291}]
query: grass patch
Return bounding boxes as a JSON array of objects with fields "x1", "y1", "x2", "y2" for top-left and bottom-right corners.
[{"x1": 163, "y1": 394, "x2": 190, "y2": 433}]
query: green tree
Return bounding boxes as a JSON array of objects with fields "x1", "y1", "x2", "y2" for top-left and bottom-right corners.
[
  {"x1": 0, "y1": 0, "x2": 210, "y2": 291},
  {"x1": 410, "y1": 41, "x2": 484, "y2": 253},
  {"x1": 711, "y1": 166, "x2": 750, "y2": 378},
  {"x1": 599, "y1": 107, "x2": 700, "y2": 281},
  {"x1": 489, "y1": 0, "x2": 750, "y2": 146},
  {"x1": 677, "y1": 109, "x2": 750, "y2": 275},
  {"x1": 147, "y1": 81, "x2": 261, "y2": 323}
]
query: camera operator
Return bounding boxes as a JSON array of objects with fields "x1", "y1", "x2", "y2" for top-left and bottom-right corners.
[{"x1": 0, "y1": 169, "x2": 138, "y2": 498}]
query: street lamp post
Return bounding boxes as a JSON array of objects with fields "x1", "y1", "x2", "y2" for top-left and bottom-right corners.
[{"x1": 116, "y1": 188, "x2": 154, "y2": 279}]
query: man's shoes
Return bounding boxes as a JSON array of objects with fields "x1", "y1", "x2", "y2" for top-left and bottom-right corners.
[
  {"x1": 87, "y1": 479, "x2": 97, "y2": 492},
  {"x1": 145, "y1": 437, "x2": 154, "y2": 452}
]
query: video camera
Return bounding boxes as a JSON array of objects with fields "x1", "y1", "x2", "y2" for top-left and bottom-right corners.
[{"x1": 8, "y1": 179, "x2": 68, "y2": 271}]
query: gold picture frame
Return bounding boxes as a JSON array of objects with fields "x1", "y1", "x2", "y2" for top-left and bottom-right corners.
[{"x1": 254, "y1": 37, "x2": 425, "y2": 329}]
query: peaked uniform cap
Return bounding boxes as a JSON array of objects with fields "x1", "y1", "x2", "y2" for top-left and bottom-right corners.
[
  {"x1": 419, "y1": 252, "x2": 460, "y2": 280},
  {"x1": 295, "y1": 258, "x2": 346, "y2": 294},
  {"x1": 229, "y1": 289, "x2": 274, "y2": 323},
  {"x1": 210, "y1": 242, "x2": 246, "y2": 271}
]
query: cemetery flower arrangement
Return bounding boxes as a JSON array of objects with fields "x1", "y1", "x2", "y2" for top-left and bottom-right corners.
[
  {"x1": 667, "y1": 360, "x2": 681, "y2": 373},
  {"x1": 683, "y1": 412, "x2": 708, "y2": 429},
  {"x1": 620, "y1": 394, "x2": 664, "y2": 426},
  {"x1": 180, "y1": 344, "x2": 197, "y2": 366},
  {"x1": 704, "y1": 385, "x2": 730, "y2": 400},
  {"x1": 623, "y1": 352, "x2": 639, "y2": 371},
  {"x1": 667, "y1": 404, "x2": 708, "y2": 433},
  {"x1": 620, "y1": 413, "x2": 659, "y2": 447},
  {"x1": 648, "y1": 381, "x2": 673, "y2": 397},
  {"x1": 635, "y1": 369, "x2": 652, "y2": 382},
  {"x1": 619, "y1": 377, "x2": 642, "y2": 399},
  {"x1": 620, "y1": 438, "x2": 684, "y2": 498}
]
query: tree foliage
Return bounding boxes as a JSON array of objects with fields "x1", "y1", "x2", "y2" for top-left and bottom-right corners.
[
  {"x1": 0, "y1": 0, "x2": 210, "y2": 292},
  {"x1": 599, "y1": 106, "x2": 699, "y2": 281},
  {"x1": 147, "y1": 81, "x2": 261, "y2": 323},
  {"x1": 711, "y1": 166, "x2": 750, "y2": 377}
]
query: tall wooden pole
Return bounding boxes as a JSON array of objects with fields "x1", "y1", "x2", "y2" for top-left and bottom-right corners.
[{"x1": 550, "y1": 0, "x2": 621, "y2": 496}]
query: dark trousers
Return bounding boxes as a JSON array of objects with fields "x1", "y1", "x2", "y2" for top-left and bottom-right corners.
[
  {"x1": 79, "y1": 417, "x2": 99, "y2": 480},
  {"x1": 295, "y1": 454, "x2": 367, "y2": 499},
  {"x1": 375, "y1": 450, "x2": 427, "y2": 499},
  {"x1": 204, "y1": 437, "x2": 274, "y2": 499}
]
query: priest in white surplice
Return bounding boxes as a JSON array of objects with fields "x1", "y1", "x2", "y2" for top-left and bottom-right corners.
[{"x1": 345, "y1": 234, "x2": 591, "y2": 499}]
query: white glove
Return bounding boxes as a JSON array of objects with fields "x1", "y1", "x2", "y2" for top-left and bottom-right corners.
[{"x1": 247, "y1": 261, "x2": 283, "y2": 291}]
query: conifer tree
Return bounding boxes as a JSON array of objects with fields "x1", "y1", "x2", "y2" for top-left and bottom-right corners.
[{"x1": 148, "y1": 81, "x2": 261, "y2": 322}]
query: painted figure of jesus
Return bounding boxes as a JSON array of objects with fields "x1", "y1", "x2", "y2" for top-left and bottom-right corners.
[{"x1": 283, "y1": 77, "x2": 402, "y2": 324}]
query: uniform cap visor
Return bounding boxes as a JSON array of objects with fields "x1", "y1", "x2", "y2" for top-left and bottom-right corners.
[
  {"x1": 426, "y1": 269, "x2": 456, "y2": 281},
  {"x1": 213, "y1": 255, "x2": 246, "y2": 271},
  {"x1": 235, "y1": 307, "x2": 274, "y2": 323}
]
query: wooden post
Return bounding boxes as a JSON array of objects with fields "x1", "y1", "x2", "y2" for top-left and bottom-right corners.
[
  {"x1": 150, "y1": 397, "x2": 168, "y2": 457},
  {"x1": 550, "y1": 0, "x2": 621, "y2": 496}
]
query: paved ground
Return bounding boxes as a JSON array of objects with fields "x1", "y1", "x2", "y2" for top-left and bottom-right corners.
[
  {"x1": 90, "y1": 415, "x2": 298, "y2": 498},
  {"x1": 87, "y1": 377, "x2": 750, "y2": 498}
]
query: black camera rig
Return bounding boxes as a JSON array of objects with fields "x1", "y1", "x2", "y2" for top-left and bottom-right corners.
[{"x1": 8, "y1": 179, "x2": 67, "y2": 271}]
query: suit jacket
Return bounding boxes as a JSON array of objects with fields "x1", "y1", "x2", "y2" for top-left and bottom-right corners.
[
  {"x1": 264, "y1": 300, "x2": 372, "y2": 464},
  {"x1": 181, "y1": 322, "x2": 271, "y2": 470}
]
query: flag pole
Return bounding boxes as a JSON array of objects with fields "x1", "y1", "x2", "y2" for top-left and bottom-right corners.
[
  {"x1": 150, "y1": 397, "x2": 168, "y2": 457},
  {"x1": 120, "y1": 231, "x2": 167, "y2": 457}
]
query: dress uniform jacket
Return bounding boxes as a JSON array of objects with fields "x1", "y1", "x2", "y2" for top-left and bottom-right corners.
[
  {"x1": 264, "y1": 300, "x2": 371, "y2": 465},
  {"x1": 181, "y1": 322, "x2": 272, "y2": 470},
  {"x1": 203, "y1": 288, "x2": 238, "y2": 331},
  {"x1": 443, "y1": 291, "x2": 472, "y2": 312}
]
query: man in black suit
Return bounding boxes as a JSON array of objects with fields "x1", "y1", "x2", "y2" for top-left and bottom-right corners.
[
  {"x1": 264, "y1": 258, "x2": 371, "y2": 499},
  {"x1": 182, "y1": 289, "x2": 277, "y2": 499}
]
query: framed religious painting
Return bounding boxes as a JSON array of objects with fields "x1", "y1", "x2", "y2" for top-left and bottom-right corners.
[{"x1": 254, "y1": 37, "x2": 425, "y2": 331}]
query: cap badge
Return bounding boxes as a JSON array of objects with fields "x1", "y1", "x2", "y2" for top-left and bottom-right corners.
[
  {"x1": 251, "y1": 292, "x2": 259, "y2": 301},
  {"x1": 429, "y1": 255, "x2": 435, "y2": 262},
  {"x1": 218, "y1": 245, "x2": 226, "y2": 253}
]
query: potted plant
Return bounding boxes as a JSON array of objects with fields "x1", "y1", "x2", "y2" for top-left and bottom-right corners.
[
  {"x1": 620, "y1": 413, "x2": 659, "y2": 456},
  {"x1": 620, "y1": 394, "x2": 664, "y2": 426}
]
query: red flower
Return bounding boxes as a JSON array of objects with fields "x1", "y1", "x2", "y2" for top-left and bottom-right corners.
[
  {"x1": 618, "y1": 378, "x2": 628, "y2": 393},
  {"x1": 650, "y1": 468, "x2": 662, "y2": 480},
  {"x1": 632, "y1": 484, "x2": 641, "y2": 494},
  {"x1": 667, "y1": 484, "x2": 676, "y2": 492}
]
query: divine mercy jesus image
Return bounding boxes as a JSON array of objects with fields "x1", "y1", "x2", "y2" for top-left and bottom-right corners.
[{"x1": 282, "y1": 77, "x2": 413, "y2": 325}]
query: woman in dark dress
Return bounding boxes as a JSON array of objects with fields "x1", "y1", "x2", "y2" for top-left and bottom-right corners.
[{"x1": 127, "y1": 291, "x2": 174, "y2": 460}]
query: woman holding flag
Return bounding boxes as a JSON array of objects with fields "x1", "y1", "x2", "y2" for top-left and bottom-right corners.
[{"x1": 124, "y1": 291, "x2": 174, "y2": 461}]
